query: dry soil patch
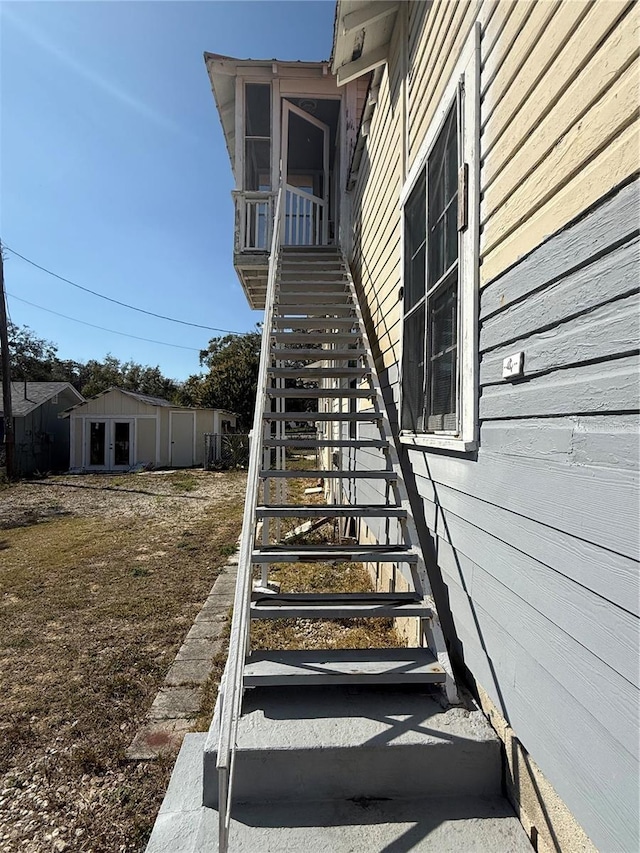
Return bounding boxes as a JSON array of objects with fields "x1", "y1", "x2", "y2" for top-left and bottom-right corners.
[{"x1": 0, "y1": 470, "x2": 245, "y2": 853}]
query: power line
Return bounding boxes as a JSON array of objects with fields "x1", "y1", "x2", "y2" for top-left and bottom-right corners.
[
  {"x1": 2, "y1": 244, "x2": 243, "y2": 335},
  {"x1": 7, "y1": 292, "x2": 204, "y2": 352}
]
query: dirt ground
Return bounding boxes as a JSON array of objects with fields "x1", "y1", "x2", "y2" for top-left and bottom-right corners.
[{"x1": 0, "y1": 470, "x2": 246, "y2": 853}]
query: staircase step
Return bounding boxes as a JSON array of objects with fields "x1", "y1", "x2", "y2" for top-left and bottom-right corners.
[
  {"x1": 280, "y1": 264, "x2": 344, "y2": 271},
  {"x1": 252, "y1": 546, "x2": 416, "y2": 563},
  {"x1": 250, "y1": 593, "x2": 431, "y2": 620},
  {"x1": 278, "y1": 294, "x2": 353, "y2": 305},
  {"x1": 264, "y1": 411, "x2": 380, "y2": 422},
  {"x1": 259, "y1": 469, "x2": 394, "y2": 479},
  {"x1": 271, "y1": 333, "x2": 360, "y2": 345},
  {"x1": 276, "y1": 307, "x2": 355, "y2": 318},
  {"x1": 270, "y1": 348, "x2": 365, "y2": 359},
  {"x1": 279, "y1": 278, "x2": 348, "y2": 293},
  {"x1": 202, "y1": 687, "x2": 507, "y2": 809},
  {"x1": 273, "y1": 318, "x2": 357, "y2": 330},
  {"x1": 256, "y1": 504, "x2": 406, "y2": 518},
  {"x1": 262, "y1": 438, "x2": 386, "y2": 448},
  {"x1": 266, "y1": 388, "x2": 373, "y2": 399},
  {"x1": 243, "y1": 648, "x2": 444, "y2": 686},
  {"x1": 268, "y1": 367, "x2": 370, "y2": 378}
]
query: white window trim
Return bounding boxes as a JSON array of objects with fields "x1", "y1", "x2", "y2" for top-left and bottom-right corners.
[{"x1": 399, "y1": 23, "x2": 480, "y2": 453}]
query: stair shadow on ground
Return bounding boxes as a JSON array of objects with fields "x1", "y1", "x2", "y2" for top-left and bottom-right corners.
[
  {"x1": 243, "y1": 684, "x2": 475, "y2": 749},
  {"x1": 227, "y1": 796, "x2": 526, "y2": 853}
]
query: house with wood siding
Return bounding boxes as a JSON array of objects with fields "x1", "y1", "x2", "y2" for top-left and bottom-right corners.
[
  {"x1": 152, "y1": 3, "x2": 638, "y2": 851},
  {"x1": 332, "y1": 2, "x2": 639, "y2": 850},
  {"x1": 0, "y1": 381, "x2": 84, "y2": 476}
]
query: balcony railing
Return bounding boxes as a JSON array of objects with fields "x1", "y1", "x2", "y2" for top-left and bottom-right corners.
[
  {"x1": 233, "y1": 185, "x2": 329, "y2": 252},
  {"x1": 233, "y1": 190, "x2": 275, "y2": 252},
  {"x1": 283, "y1": 184, "x2": 327, "y2": 246}
]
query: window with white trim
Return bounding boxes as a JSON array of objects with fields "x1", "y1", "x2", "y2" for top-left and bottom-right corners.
[{"x1": 400, "y1": 27, "x2": 479, "y2": 451}]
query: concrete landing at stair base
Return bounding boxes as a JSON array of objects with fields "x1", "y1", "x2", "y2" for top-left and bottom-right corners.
[
  {"x1": 203, "y1": 686, "x2": 503, "y2": 806},
  {"x1": 147, "y1": 734, "x2": 532, "y2": 853}
]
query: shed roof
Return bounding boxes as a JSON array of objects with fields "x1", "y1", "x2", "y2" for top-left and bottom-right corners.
[
  {"x1": 59, "y1": 387, "x2": 239, "y2": 419},
  {"x1": 120, "y1": 389, "x2": 173, "y2": 407},
  {"x1": 0, "y1": 382, "x2": 83, "y2": 418}
]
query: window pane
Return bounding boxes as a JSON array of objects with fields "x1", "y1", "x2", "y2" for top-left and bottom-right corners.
[
  {"x1": 245, "y1": 139, "x2": 271, "y2": 190},
  {"x1": 445, "y1": 205, "x2": 458, "y2": 271},
  {"x1": 245, "y1": 83, "x2": 271, "y2": 138},
  {"x1": 401, "y1": 303, "x2": 426, "y2": 432},
  {"x1": 404, "y1": 172, "x2": 426, "y2": 311},
  {"x1": 427, "y1": 275, "x2": 458, "y2": 430},
  {"x1": 90, "y1": 422, "x2": 105, "y2": 466},
  {"x1": 114, "y1": 422, "x2": 130, "y2": 466},
  {"x1": 428, "y1": 106, "x2": 458, "y2": 287}
]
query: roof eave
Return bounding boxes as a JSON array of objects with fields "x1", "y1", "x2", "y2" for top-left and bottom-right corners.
[{"x1": 331, "y1": 1, "x2": 399, "y2": 86}]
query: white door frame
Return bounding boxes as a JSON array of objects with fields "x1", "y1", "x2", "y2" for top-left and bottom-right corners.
[
  {"x1": 281, "y1": 99, "x2": 330, "y2": 245},
  {"x1": 83, "y1": 417, "x2": 135, "y2": 470}
]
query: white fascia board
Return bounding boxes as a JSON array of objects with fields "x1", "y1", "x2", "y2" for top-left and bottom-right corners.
[
  {"x1": 342, "y1": 1, "x2": 398, "y2": 34},
  {"x1": 336, "y1": 43, "x2": 389, "y2": 86}
]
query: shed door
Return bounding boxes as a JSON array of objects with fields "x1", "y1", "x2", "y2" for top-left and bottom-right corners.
[{"x1": 170, "y1": 412, "x2": 195, "y2": 468}]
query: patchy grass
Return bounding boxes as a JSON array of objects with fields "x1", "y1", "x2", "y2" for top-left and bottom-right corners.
[
  {"x1": 251, "y1": 560, "x2": 405, "y2": 653},
  {"x1": 253, "y1": 459, "x2": 404, "y2": 657},
  {"x1": 0, "y1": 471, "x2": 245, "y2": 852},
  {"x1": 165, "y1": 471, "x2": 200, "y2": 492}
]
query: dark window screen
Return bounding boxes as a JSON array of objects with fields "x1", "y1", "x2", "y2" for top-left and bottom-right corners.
[
  {"x1": 245, "y1": 84, "x2": 270, "y2": 137},
  {"x1": 402, "y1": 99, "x2": 460, "y2": 434},
  {"x1": 90, "y1": 422, "x2": 105, "y2": 466},
  {"x1": 426, "y1": 276, "x2": 458, "y2": 430},
  {"x1": 404, "y1": 172, "x2": 426, "y2": 312},
  {"x1": 428, "y1": 106, "x2": 458, "y2": 288},
  {"x1": 245, "y1": 84, "x2": 271, "y2": 190},
  {"x1": 401, "y1": 303, "x2": 426, "y2": 431}
]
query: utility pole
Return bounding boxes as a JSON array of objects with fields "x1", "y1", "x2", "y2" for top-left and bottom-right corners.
[{"x1": 0, "y1": 242, "x2": 15, "y2": 480}]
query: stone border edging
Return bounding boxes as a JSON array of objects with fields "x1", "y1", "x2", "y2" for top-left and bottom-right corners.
[{"x1": 126, "y1": 551, "x2": 238, "y2": 760}]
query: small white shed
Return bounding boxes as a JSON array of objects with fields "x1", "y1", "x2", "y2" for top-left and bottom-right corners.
[{"x1": 61, "y1": 388, "x2": 237, "y2": 471}]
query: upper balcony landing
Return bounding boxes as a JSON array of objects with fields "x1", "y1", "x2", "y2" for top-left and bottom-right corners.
[{"x1": 205, "y1": 53, "x2": 364, "y2": 309}]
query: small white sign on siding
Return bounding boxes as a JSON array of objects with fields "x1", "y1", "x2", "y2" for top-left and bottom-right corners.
[{"x1": 502, "y1": 352, "x2": 524, "y2": 379}]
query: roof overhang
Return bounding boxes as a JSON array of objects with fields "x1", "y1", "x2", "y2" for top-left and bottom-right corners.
[
  {"x1": 203, "y1": 53, "x2": 332, "y2": 178},
  {"x1": 331, "y1": 1, "x2": 399, "y2": 86}
]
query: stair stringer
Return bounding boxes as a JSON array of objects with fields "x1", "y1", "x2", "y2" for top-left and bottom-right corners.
[{"x1": 340, "y1": 253, "x2": 460, "y2": 705}]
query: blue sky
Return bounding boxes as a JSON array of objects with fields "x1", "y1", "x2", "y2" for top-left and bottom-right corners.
[{"x1": 1, "y1": 0, "x2": 335, "y2": 381}]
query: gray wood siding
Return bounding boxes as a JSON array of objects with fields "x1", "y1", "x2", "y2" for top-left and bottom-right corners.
[{"x1": 349, "y1": 180, "x2": 640, "y2": 853}]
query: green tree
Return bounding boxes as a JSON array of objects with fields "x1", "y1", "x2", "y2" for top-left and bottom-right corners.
[
  {"x1": 1, "y1": 322, "x2": 63, "y2": 381},
  {"x1": 0, "y1": 323, "x2": 179, "y2": 402},
  {"x1": 178, "y1": 330, "x2": 261, "y2": 429},
  {"x1": 79, "y1": 355, "x2": 179, "y2": 401}
]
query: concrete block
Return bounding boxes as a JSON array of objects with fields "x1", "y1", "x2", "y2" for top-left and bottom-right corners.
[
  {"x1": 126, "y1": 719, "x2": 193, "y2": 760},
  {"x1": 146, "y1": 733, "x2": 531, "y2": 852},
  {"x1": 165, "y1": 659, "x2": 213, "y2": 687},
  {"x1": 149, "y1": 687, "x2": 202, "y2": 720},
  {"x1": 194, "y1": 605, "x2": 229, "y2": 625},
  {"x1": 186, "y1": 620, "x2": 223, "y2": 641},
  {"x1": 175, "y1": 639, "x2": 223, "y2": 661},
  {"x1": 156, "y1": 733, "x2": 208, "y2": 815},
  {"x1": 203, "y1": 685, "x2": 502, "y2": 808},
  {"x1": 209, "y1": 574, "x2": 237, "y2": 596}
]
